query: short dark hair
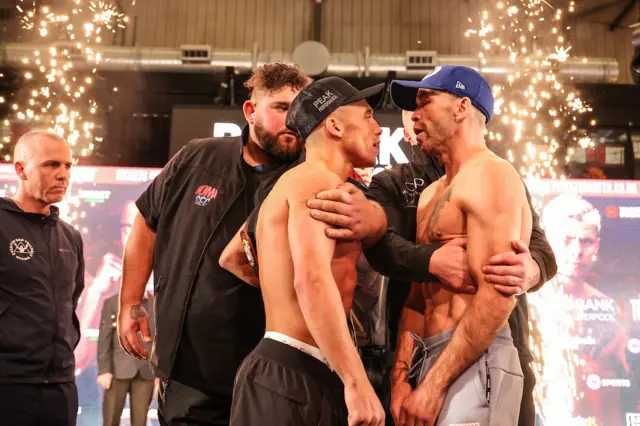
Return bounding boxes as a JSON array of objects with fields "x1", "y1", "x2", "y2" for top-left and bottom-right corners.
[{"x1": 244, "y1": 63, "x2": 312, "y2": 99}]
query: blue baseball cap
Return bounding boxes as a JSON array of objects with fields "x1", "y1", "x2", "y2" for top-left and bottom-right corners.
[{"x1": 390, "y1": 65, "x2": 495, "y2": 123}]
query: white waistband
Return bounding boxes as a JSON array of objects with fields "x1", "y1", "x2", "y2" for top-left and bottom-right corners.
[{"x1": 264, "y1": 331, "x2": 332, "y2": 369}]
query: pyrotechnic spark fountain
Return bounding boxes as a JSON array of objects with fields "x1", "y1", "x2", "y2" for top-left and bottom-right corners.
[
  {"x1": 1, "y1": 0, "x2": 131, "y2": 161},
  {"x1": 466, "y1": 1, "x2": 596, "y2": 424},
  {"x1": 466, "y1": 0, "x2": 595, "y2": 181}
]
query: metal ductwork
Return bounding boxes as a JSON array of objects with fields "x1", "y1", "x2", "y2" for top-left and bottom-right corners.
[{"x1": 0, "y1": 42, "x2": 620, "y2": 83}]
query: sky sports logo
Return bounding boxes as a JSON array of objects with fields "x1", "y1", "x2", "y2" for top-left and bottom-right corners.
[
  {"x1": 605, "y1": 205, "x2": 640, "y2": 219},
  {"x1": 585, "y1": 374, "x2": 631, "y2": 390}
]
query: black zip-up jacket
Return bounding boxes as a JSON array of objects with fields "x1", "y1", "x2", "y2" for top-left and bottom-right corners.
[
  {"x1": 0, "y1": 198, "x2": 85, "y2": 384},
  {"x1": 363, "y1": 147, "x2": 558, "y2": 363}
]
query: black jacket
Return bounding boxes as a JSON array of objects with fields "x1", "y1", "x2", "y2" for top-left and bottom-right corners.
[
  {"x1": 363, "y1": 147, "x2": 558, "y2": 362},
  {"x1": 0, "y1": 198, "x2": 85, "y2": 384},
  {"x1": 136, "y1": 135, "x2": 270, "y2": 384}
]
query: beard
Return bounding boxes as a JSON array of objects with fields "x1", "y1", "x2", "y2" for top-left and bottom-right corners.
[{"x1": 254, "y1": 121, "x2": 303, "y2": 162}]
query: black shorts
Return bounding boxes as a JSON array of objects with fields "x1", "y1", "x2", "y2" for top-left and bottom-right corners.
[{"x1": 230, "y1": 338, "x2": 348, "y2": 426}]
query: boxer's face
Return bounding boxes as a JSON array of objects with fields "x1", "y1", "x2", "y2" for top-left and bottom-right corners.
[
  {"x1": 339, "y1": 101, "x2": 382, "y2": 168},
  {"x1": 412, "y1": 89, "x2": 457, "y2": 157},
  {"x1": 548, "y1": 219, "x2": 600, "y2": 281},
  {"x1": 252, "y1": 86, "x2": 304, "y2": 161}
]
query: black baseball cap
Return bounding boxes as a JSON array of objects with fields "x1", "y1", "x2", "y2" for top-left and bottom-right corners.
[{"x1": 286, "y1": 76, "x2": 385, "y2": 140}]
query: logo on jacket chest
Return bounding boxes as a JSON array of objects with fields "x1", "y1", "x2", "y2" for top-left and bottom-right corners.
[
  {"x1": 402, "y1": 178, "x2": 426, "y2": 207},
  {"x1": 9, "y1": 238, "x2": 35, "y2": 261},
  {"x1": 194, "y1": 185, "x2": 218, "y2": 207}
]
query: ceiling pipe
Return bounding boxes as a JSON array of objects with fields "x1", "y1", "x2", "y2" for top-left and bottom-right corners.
[{"x1": 0, "y1": 42, "x2": 620, "y2": 83}]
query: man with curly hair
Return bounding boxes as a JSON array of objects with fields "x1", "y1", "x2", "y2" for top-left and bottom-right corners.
[{"x1": 117, "y1": 63, "x2": 312, "y2": 425}]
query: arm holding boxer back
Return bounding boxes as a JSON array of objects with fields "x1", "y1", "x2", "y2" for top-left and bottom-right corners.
[
  {"x1": 391, "y1": 284, "x2": 426, "y2": 424},
  {"x1": 219, "y1": 222, "x2": 259, "y2": 287},
  {"x1": 308, "y1": 182, "x2": 387, "y2": 247},
  {"x1": 400, "y1": 165, "x2": 530, "y2": 424},
  {"x1": 289, "y1": 177, "x2": 383, "y2": 425},
  {"x1": 363, "y1": 173, "x2": 476, "y2": 293},
  {"x1": 118, "y1": 213, "x2": 154, "y2": 360}
]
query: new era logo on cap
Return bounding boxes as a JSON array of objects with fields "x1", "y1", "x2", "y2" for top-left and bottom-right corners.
[{"x1": 389, "y1": 65, "x2": 495, "y2": 123}]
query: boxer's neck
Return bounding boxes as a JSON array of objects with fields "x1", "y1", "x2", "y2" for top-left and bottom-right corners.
[{"x1": 305, "y1": 143, "x2": 352, "y2": 182}]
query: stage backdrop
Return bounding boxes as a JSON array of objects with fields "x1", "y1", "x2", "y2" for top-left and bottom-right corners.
[
  {"x1": 170, "y1": 105, "x2": 412, "y2": 171},
  {"x1": 1, "y1": 163, "x2": 639, "y2": 426}
]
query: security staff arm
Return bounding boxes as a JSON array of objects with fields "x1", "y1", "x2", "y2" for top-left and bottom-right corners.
[
  {"x1": 364, "y1": 173, "x2": 556, "y2": 290},
  {"x1": 363, "y1": 175, "x2": 442, "y2": 283}
]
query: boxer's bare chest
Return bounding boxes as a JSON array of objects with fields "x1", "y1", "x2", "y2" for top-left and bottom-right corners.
[{"x1": 416, "y1": 178, "x2": 466, "y2": 245}]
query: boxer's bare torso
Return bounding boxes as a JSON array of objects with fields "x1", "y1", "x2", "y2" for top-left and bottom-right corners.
[
  {"x1": 414, "y1": 154, "x2": 532, "y2": 337},
  {"x1": 256, "y1": 163, "x2": 361, "y2": 347}
]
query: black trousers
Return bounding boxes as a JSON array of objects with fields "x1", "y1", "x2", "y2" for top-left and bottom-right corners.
[
  {"x1": 0, "y1": 381, "x2": 78, "y2": 426},
  {"x1": 103, "y1": 373, "x2": 155, "y2": 426},
  {"x1": 230, "y1": 338, "x2": 348, "y2": 426},
  {"x1": 158, "y1": 378, "x2": 232, "y2": 426}
]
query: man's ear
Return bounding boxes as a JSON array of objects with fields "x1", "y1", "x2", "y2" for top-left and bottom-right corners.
[
  {"x1": 403, "y1": 128, "x2": 413, "y2": 145},
  {"x1": 243, "y1": 100, "x2": 257, "y2": 125},
  {"x1": 454, "y1": 97, "x2": 473, "y2": 123},
  {"x1": 325, "y1": 117, "x2": 343, "y2": 139},
  {"x1": 14, "y1": 161, "x2": 27, "y2": 180}
]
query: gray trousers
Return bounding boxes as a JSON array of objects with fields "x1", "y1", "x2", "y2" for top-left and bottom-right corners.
[
  {"x1": 413, "y1": 327, "x2": 523, "y2": 426},
  {"x1": 102, "y1": 372, "x2": 155, "y2": 426}
]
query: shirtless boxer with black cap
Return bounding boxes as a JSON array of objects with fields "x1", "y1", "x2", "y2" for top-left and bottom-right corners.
[{"x1": 229, "y1": 77, "x2": 386, "y2": 426}]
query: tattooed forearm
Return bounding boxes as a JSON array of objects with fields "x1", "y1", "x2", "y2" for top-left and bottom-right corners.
[{"x1": 130, "y1": 304, "x2": 146, "y2": 320}]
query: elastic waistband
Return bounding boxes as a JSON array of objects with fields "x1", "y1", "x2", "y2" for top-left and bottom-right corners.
[
  {"x1": 419, "y1": 327, "x2": 513, "y2": 354},
  {"x1": 253, "y1": 339, "x2": 342, "y2": 389},
  {"x1": 264, "y1": 331, "x2": 330, "y2": 368}
]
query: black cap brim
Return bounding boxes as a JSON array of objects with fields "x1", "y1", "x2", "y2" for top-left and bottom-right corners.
[{"x1": 345, "y1": 83, "x2": 386, "y2": 110}]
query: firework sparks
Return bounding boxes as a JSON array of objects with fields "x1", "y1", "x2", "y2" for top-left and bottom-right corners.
[
  {"x1": 466, "y1": 0, "x2": 594, "y2": 181},
  {"x1": 467, "y1": 1, "x2": 596, "y2": 422},
  {"x1": 2, "y1": 0, "x2": 131, "y2": 160}
]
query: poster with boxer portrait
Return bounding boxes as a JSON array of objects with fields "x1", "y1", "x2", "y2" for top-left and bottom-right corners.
[{"x1": 526, "y1": 178, "x2": 640, "y2": 426}]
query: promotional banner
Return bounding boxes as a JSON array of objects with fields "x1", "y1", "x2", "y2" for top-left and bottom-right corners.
[{"x1": 526, "y1": 179, "x2": 640, "y2": 426}]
